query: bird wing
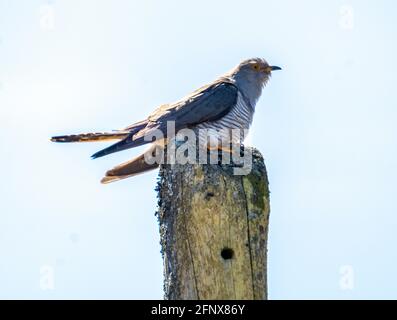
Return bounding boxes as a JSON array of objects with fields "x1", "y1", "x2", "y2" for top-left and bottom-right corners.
[
  {"x1": 92, "y1": 80, "x2": 239, "y2": 159},
  {"x1": 135, "y1": 80, "x2": 239, "y2": 139}
]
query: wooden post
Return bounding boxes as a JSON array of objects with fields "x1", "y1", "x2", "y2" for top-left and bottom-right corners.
[{"x1": 156, "y1": 147, "x2": 270, "y2": 300}]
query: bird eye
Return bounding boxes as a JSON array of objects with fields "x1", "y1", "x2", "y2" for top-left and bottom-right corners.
[{"x1": 253, "y1": 64, "x2": 260, "y2": 71}]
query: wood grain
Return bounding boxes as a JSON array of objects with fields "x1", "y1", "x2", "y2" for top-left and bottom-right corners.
[{"x1": 156, "y1": 148, "x2": 270, "y2": 300}]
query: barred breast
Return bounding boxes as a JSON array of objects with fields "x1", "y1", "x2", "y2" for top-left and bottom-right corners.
[{"x1": 195, "y1": 92, "x2": 254, "y2": 147}]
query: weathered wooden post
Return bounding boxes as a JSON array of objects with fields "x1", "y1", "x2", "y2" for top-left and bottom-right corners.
[{"x1": 156, "y1": 147, "x2": 270, "y2": 300}]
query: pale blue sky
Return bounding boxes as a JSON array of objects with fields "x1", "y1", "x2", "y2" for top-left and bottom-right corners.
[{"x1": 0, "y1": 0, "x2": 396, "y2": 299}]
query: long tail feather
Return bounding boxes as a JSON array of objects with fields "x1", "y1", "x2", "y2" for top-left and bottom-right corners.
[
  {"x1": 101, "y1": 146, "x2": 160, "y2": 184},
  {"x1": 51, "y1": 132, "x2": 129, "y2": 143},
  {"x1": 91, "y1": 135, "x2": 149, "y2": 159}
]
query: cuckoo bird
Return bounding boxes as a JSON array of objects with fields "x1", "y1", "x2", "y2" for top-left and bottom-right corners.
[{"x1": 51, "y1": 58, "x2": 281, "y2": 183}]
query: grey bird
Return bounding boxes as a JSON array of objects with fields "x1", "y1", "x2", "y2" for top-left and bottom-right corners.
[{"x1": 51, "y1": 58, "x2": 281, "y2": 183}]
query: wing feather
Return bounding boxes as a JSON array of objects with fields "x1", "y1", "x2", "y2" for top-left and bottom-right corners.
[
  {"x1": 92, "y1": 80, "x2": 238, "y2": 158},
  {"x1": 134, "y1": 80, "x2": 238, "y2": 139}
]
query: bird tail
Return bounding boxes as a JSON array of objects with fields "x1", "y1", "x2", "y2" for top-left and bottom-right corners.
[
  {"x1": 51, "y1": 131, "x2": 130, "y2": 143},
  {"x1": 90, "y1": 135, "x2": 150, "y2": 159},
  {"x1": 101, "y1": 145, "x2": 160, "y2": 184}
]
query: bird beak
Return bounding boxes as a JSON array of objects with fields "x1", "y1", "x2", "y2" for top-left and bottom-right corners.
[
  {"x1": 264, "y1": 66, "x2": 282, "y2": 73},
  {"x1": 270, "y1": 66, "x2": 282, "y2": 71}
]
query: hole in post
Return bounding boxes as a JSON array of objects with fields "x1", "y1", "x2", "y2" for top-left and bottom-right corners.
[
  {"x1": 221, "y1": 247, "x2": 234, "y2": 260},
  {"x1": 205, "y1": 192, "x2": 215, "y2": 200}
]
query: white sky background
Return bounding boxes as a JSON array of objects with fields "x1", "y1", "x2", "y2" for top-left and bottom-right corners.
[{"x1": 0, "y1": 0, "x2": 396, "y2": 299}]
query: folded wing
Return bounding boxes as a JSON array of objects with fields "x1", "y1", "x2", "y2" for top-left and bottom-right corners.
[{"x1": 92, "y1": 80, "x2": 238, "y2": 159}]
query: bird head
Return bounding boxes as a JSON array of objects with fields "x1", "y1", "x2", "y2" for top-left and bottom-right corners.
[
  {"x1": 234, "y1": 58, "x2": 281, "y2": 83},
  {"x1": 230, "y1": 58, "x2": 281, "y2": 105}
]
